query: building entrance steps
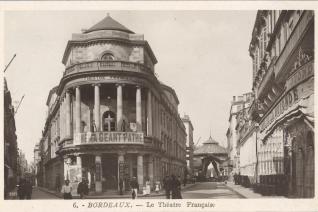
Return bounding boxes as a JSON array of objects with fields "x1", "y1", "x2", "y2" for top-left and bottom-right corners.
[{"x1": 225, "y1": 181, "x2": 287, "y2": 199}]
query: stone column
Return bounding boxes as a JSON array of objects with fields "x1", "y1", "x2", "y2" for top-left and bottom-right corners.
[
  {"x1": 75, "y1": 86, "x2": 81, "y2": 133},
  {"x1": 95, "y1": 155, "x2": 102, "y2": 193},
  {"x1": 147, "y1": 90, "x2": 152, "y2": 136},
  {"x1": 136, "y1": 86, "x2": 142, "y2": 132},
  {"x1": 65, "y1": 90, "x2": 71, "y2": 137},
  {"x1": 137, "y1": 154, "x2": 144, "y2": 192},
  {"x1": 94, "y1": 84, "x2": 100, "y2": 132},
  {"x1": 59, "y1": 98, "x2": 64, "y2": 139},
  {"x1": 116, "y1": 84, "x2": 123, "y2": 131},
  {"x1": 118, "y1": 152, "x2": 125, "y2": 191},
  {"x1": 77, "y1": 155, "x2": 82, "y2": 181},
  {"x1": 148, "y1": 155, "x2": 154, "y2": 190}
]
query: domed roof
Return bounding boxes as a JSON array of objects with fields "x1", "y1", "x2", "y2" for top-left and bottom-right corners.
[
  {"x1": 85, "y1": 14, "x2": 134, "y2": 34},
  {"x1": 194, "y1": 136, "x2": 228, "y2": 155}
]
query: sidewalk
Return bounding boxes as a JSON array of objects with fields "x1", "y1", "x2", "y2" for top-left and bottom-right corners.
[
  {"x1": 225, "y1": 181, "x2": 287, "y2": 199},
  {"x1": 37, "y1": 183, "x2": 196, "y2": 199}
]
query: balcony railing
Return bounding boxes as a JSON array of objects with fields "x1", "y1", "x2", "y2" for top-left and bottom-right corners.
[
  {"x1": 64, "y1": 60, "x2": 153, "y2": 77},
  {"x1": 70, "y1": 131, "x2": 144, "y2": 145}
]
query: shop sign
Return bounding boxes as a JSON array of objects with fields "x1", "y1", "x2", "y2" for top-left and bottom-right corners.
[
  {"x1": 74, "y1": 131, "x2": 144, "y2": 145},
  {"x1": 286, "y1": 61, "x2": 314, "y2": 91},
  {"x1": 260, "y1": 88, "x2": 299, "y2": 131}
]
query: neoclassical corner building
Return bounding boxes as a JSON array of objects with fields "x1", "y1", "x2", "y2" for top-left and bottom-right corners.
[{"x1": 39, "y1": 14, "x2": 187, "y2": 194}]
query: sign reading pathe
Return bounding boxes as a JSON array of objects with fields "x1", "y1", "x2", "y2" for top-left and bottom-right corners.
[{"x1": 74, "y1": 132, "x2": 144, "y2": 144}]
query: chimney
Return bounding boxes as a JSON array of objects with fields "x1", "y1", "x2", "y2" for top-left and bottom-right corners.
[{"x1": 233, "y1": 96, "x2": 236, "y2": 101}]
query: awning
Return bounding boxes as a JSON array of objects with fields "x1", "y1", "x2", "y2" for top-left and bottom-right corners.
[{"x1": 260, "y1": 94, "x2": 314, "y2": 141}]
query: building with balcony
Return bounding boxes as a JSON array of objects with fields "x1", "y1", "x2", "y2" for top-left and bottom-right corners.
[
  {"x1": 182, "y1": 114, "x2": 194, "y2": 177},
  {"x1": 38, "y1": 14, "x2": 187, "y2": 195},
  {"x1": 249, "y1": 10, "x2": 314, "y2": 197}
]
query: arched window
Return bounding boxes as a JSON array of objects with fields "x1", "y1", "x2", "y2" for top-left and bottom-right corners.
[
  {"x1": 101, "y1": 53, "x2": 115, "y2": 61},
  {"x1": 103, "y1": 111, "x2": 116, "y2": 132}
]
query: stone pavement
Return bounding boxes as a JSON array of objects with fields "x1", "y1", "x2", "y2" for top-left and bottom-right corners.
[
  {"x1": 37, "y1": 183, "x2": 196, "y2": 199},
  {"x1": 225, "y1": 181, "x2": 287, "y2": 199}
]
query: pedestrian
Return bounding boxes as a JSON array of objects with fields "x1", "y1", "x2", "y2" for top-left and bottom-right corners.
[
  {"x1": 119, "y1": 178, "x2": 124, "y2": 195},
  {"x1": 130, "y1": 177, "x2": 139, "y2": 199},
  {"x1": 24, "y1": 179, "x2": 33, "y2": 199},
  {"x1": 155, "y1": 181, "x2": 160, "y2": 194},
  {"x1": 77, "y1": 178, "x2": 88, "y2": 199},
  {"x1": 171, "y1": 175, "x2": 182, "y2": 199},
  {"x1": 61, "y1": 180, "x2": 72, "y2": 199},
  {"x1": 163, "y1": 175, "x2": 171, "y2": 199},
  {"x1": 17, "y1": 178, "x2": 26, "y2": 200},
  {"x1": 55, "y1": 174, "x2": 61, "y2": 192},
  {"x1": 145, "y1": 179, "x2": 151, "y2": 195},
  {"x1": 183, "y1": 176, "x2": 187, "y2": 187}
]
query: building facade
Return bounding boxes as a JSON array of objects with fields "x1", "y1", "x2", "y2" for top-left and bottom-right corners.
[
  {"x1": 4, "y1": 78, "x2": 18, "y2": 199},
  {"x1": 226, "y1": 93, "x2": 252, "y2": 177},
  {"x1": 249, "y1": 10, "x2": 314, "y2": 197},
  {"x1": 38, "y1": 15, "x2": 187, "y2": 195},
  {"x1": 182, "y1": 114, "x2": 194, "y2": 177},
  {"x1": 235, "y1": 92, "x2": 257, "y2": 185},
  {"x1": 33, "y1": 143, "x2": 40, "y2": 186}
]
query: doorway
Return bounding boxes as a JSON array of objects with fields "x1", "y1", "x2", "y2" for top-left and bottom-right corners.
[{"x1": 102, "y1": 154, "x2": 118, "y2": 190}]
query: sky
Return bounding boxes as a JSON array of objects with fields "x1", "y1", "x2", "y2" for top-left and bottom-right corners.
[{"x1": 4, "y1": 10, "x2": 256, "y2": 162}]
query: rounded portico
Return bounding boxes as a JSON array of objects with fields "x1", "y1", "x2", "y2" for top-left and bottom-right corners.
[{"x1": 42, "y1": 14, "x2": 187, "y2": 195}]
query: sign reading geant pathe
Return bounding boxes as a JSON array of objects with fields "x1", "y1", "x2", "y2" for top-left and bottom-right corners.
[{"x1": 73, "y1": 131, "x2": 144, "y2": 145}]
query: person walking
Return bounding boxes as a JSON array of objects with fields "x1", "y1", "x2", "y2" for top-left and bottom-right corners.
[
  {"x1": 130, "y1": 177, "x2": 139, "y2": 199},
  {"x1": 61, "y1": 180, "x2": 72, "y2": 199},
  {"x1": 171, "y1": 175, "x2": 182, "y2": 199},
  {"x1": 163, "y1": 175, "x2": 171, "y2": 199},
  {"x1": 17, "y1": 178, "x2": 26, "y2": 200},
  {"x1": 119, "y1": 178, "x2": 124, "y2": 195},
  {"x1": 24, "y1": 179, "x2": 33, "y2": 199},
  {"x1": 77, "y1": 178, "x2": 89, "y2": 199},
  {"x1": 183, "y1": 176, "x2": 187, "y2": 187}
]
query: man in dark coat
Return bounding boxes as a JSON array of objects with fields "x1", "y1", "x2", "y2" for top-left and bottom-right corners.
[
  {"x1": 119, "y1": 178, "x2": 124, "y2": 195},
  {"x1": 171, "y1": 175, "x2": 182, "y2": 199},
  {"x1": 77, "y1": 178, "x2": 89, "y2": 199},
  {"x1": 130, "y1": 177, "x2": 139, "y2": 199},
  {"x1": 163, "y1": 175, "x2": 171, "y2": 199},
  {"x1": 24, "y1": 179, "x2": 33, "y2": 199},
  {"x1": 17, "y1": 178, "x2": 26, "y2": 200}
]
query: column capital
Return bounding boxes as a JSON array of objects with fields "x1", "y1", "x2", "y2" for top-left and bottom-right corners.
[
  {"x1": 118, "y1": 151, "x2": 126, "y2": 156},
  {"x1": 116, "y1": 83, "x2": 125, "y2": 87},
  {"x1": 136, "y1": 84, "x2": 142, "y2": 89},
  {"x1": 75, "y1": 85, "x2": 81, "y2": 89},
  {"x1": 92, "y1": 83, "x2": 101, "y2": 87}
]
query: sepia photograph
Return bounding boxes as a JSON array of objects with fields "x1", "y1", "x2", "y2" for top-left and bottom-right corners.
[{"x1": 1, "y1": 3, "x2": 316, "y2": 211}]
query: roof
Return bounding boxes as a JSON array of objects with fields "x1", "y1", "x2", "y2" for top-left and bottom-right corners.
[
  {"x1": 85, "y1": 14, "x2": 134, "y2": 34},
  {"x1": 194, "y1": 136, "x2": 228, "y2": 155},
  {"x1": 46, "y1": 86, "x2": 59, "y2": 106},
  {"x1": 160, "y1": 82, "x2": 180, "y2": 105}
]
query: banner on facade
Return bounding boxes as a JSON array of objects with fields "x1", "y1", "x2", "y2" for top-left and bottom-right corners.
[{"x1": 73, "y1": 131, "x2": 144, "y2": 145}]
